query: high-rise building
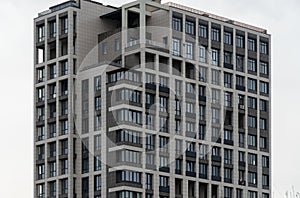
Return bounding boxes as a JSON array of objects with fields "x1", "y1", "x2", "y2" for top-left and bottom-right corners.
[{"x1": 33, "y1": 0, "x2": 271, "y2": 197}]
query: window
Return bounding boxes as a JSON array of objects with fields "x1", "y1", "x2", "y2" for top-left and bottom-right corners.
[
  {"x1": 199, "y1": 125, "x2": 206, "y2": 140},
  {"x1": 248, "y1": 78, "x2": 257, "y2": 92},
  {"x1": 159, "y1": 136, "x2": 169, "y2": 153},
  {"x1": 236, "y1": 75, "x2": 244, "y2": 87},
  {"x1": 175, "y1": 119, "x2": 181, "y2": 134},
  {"x1": 37, "y1": 25, "x2": 45, "y2": 42},
  {"x1": 248, "y1": 59, "x2": 257, "y2": 72},
  {"x1": 37, "y1": 145, "x2": 45, "y2": 160},
  {"x1": 37, "y1": 68, "x2": 45, "y2": 83},
  {"x1": 145, "y1": 93, "x2": 155, "y2": 106},
  {"x1": 108, "y1": 70, "x2": 141, "y2": 83},
  {"x1": 37, "y1": 107, "x2": 45, "y2": 121},
  {"x1": 159, "y1": 76, "x2": 168, "y2": 87},
  {"x1": 61, "y1": 159, "x2": 68, "y2": 175},
  {"x1": 175, "y1": 139, "x2": 182, "y2": 155},
  {"x1": 49, "y1": 181, "x2": 56, "y2": 196},
  {"x1": 236, "y1": 55, "x2": 244, "y2": 71},
  {"x1": 145, "y1": 173, "x2": 153, "y2": 190},
  {"x1": 248, "y1": 38, "x2": 256, "y2": 51},
  {"x1": 61, "y1": 120, "x2": 68, "y2": 135},
  {"x1": 60, "y1": 80, "x2": 68, "y2": 96},
  {"x1": 115, "y1": 38, "x2": 120, "y2": 51},
  {"x1": 212, "y1": 108, "x2": 220, "y2": 124},
  {"x1": 199, "y1": 66, "x2": 207, "y2": 82},
  {"x1": 239, "y1": 133, "x2": 245, "y2": 147},
  {"x1": 248, "y1": 172, "x2": 257, "y2": 185},
  {"x1": 212, "y1": 89, "x2": 220, "y2": 104},
  {"x1": 117, "y1": 109, "x2": 142, "y2": 124},
  {"x1": 118, "y1": 191, "x2": 141, "y2": 198},
  {"x1": 248, "y1": 97, "x2": 257, "y2": 109},
  {"x1": 160, "y1": 156, "x2": 169, "y2": 168},
  {"x1": 61, "y1": 179, "x2": 68, "y2": 194},
  {"x1": 37, "y1": 184, "x2": 45, "y2": 198},
  {"x1": 60, "y1": 16, "x2": 68, "y2": 35},
  {"x1": 119, "y1": 170, "x2": 141, "y2": 183},
  {"x1": 260, "y1": 118, "x2": 267, "y2": 130},
  {"x1": 224, "y1": 32, "x2": 232, "y2": 45},
  {"x1": 37, "y1": 164, "x2": 45, "y2": 180},
  {"x1": 95, "y1": 115, "x2": 101, "y2": 131},
  {"x1": 186, "y1": 102, "x2": 195, "y2": 114},
  {"x1": 145, "y1": 113, "x2": 155, "y2": 130},
  {"x1": 224, "y1": 168, "x2": 232, "y2": 182},
  {"x1": 224, "y1": 149, "x2": 232, "y2": 164},
  {"x1": 159, "y1": 116, "x2": 168, "y2": 132},
  {"x1": 224, "y1": 187, "x2": 232, "y2": 198},
  {"x1": 248, "y1": 134, "x2": 257, "y2": 147},
  {"x1": 185, "y1": 42, "x2": 194, "y2": 59},
  {"x1": 145, "y1": 134, "x2": 155, "y2": 150},
  {"x1": 60, "y1": 60, "x2": 68, "y2": 75},
  {"x1": 49, "y1": 162, "x2": 56, "y2": 177},
  {"x1": 239, "y1": 151, "x2": 245, "y2": 163},
  {"x1": 224, "y1": 72, "x2": 232, "y2": 88},
  {"x1": 117, "y1": 89, "x2": 141, "y2": 103},
  {"x1": 94, "y1": 155, "x2": 101, "y2": 171},
  {"x1": 211, "y1": 69, "x2": 220, "y2": 85},
  {"x1": 262, "y1": 175, "x2": 269, "y2": 187},
  {"x1": 224, "y1": 92, "x2": 232, "y2": 107},
  {"x1": 37, "y1": 126, "x2": 45, "y2": 141},
  {"x1": 186, "y1": 82, "x2": 195, "y2": 94},
  {"x1": 236, "y1": 35, "x2": 244, "y2": 48},
  {"x1": 199, "y1": 163, "x2": 207, "y2": 177},
  {"x1": 175, "y1": 80, "x2": 181, "y2": 96},
  {"x1": 211, "y1": 49, "x2": 219, "y2": 66},
  {"x1": 102, "y1": 42, "x2": 107, "y2": 55},
  {"x1": 37, "y1": 87, "x2": 45, "y2": 102},
  {"x1": 49, "y1": 142, "x2": 56, "y2": 157},
  {"x1": 236, "y1": 189, "x2": 243, "y2": 198},
  {"x1": 262, "y1": 193, "x2": 269, "y2": 198},
  {"x1": 186, "y1": 141, "x2": 195, "y2": 152},
  {"x1": 199, "y1": 45, "x2": 206, "y2": 63},
  {"x1": 199, "y1": 24, "x2": 207, "y2": 38},
  {"x1": 94, "y1": 135, "x2": 101, "y2": 151},
  {"x1": 172, "y1": 38, "x2": 181, "y2": 56},
  {"x1": 199, "y1": 85, "x2": 206, "y2": 97},
  {"x1": 185, "y1": 21, "x2": 195, "y2": 35},
  {"x1": 172, "y1": 17, "x2": 182, "y2": 31},
  {"x1": 199, "y1": 105, "x2": 205, "y2": 121},
  {"x1": 260, "y1": 61, "x2": 269, "y2": 75},
  {"x1": 224, "y1": 51, "x2": 232, "y2": 64},
  {"x1": 94, "y1": 175, "x2": 101, "y2": 191},
  {"x1": 248, "y1": 191, "x2": 257, "y2": 198},
  {"x1": 211, "y1": 28, "x2": 220, "y2": 41},
  {"x1": 159, "y1": 176, "x2": 169, "y2": 188},
  {"x1": 248, "y1": 153, "x2": 257, "y2": 166},
  {"x1": 224, "y1": 130, "x2": 232, "y2": 141},
  {"x1": 212, "y1": 166, "x2": 220, "y2": 178},
  {"x1": 49, "y1": 123, "x2": 56, "y2": 138},
  {"x1": 262, "y1": 156, "x2": 269, "y2": 168},
  {"x1": 175, "y1": 100, "x2": 181, "y2": 116},
  {"x1": 186, "y1": 122, "x2": 195, "y2": 133},
  {"x1": 61, "y1": 100, "x2": 68, "y2": 115},
  {"x1": 260, "y1": 136, "x2": 267, "y2": 149},
  {"x1": 186, "y1": 161, "x2": 195, "y2": 172},
  {"x1": 146, "y1": 153, "x2": 155, "y2": 166},
  {"x1": 260, "y1": 41, "x2": 268, "y2": 54},
  {"x1": 199, "y1": 144, "x2": 207, "y2": 159},
  {"x1": 118, "y1": 150, "x2": 141, "y2": 164},
  {"x1": 260, "y1": 81, "x2": 269, "y2": 94}
]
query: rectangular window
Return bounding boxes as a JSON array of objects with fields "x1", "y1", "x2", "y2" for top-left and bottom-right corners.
[
  {"x1": 199, "y1": 24, "x2": 207, "y2": 38},
  {"x1": 199, "y1": 45, "x2": 206, "y2": 63},
  {"x1": 211, "y1": 69, "x2": 220, "y2": 85},
  {"x1": 236, "y1": 35, "x2": 244, "y2": 48},
  {"x1": 260, "y1": 81, "x2": 269, "y2": 94},
  {"x1": 260, "y1": 61, "x2": 269, "y2": 75},
  {"x1": 212, "y1": 108, "x2": 220, "y2": 124},
  {"x1": 115, "y1": 39, "x2": 120, "y2": 51},
  {"x1": 211, "y1": 49, "x2": 219, "y2": 66},
  {"x1": 248, "y1": 38, "x2": 256, "y2": 51},
  {"x1": 248, "y1": 116, "x2": 257, "y2": 128},
  {"x1": 37, "y1": 25, "x2": 45, "y2": 42},
  {"x1": 248, "y1": 78, "x2": 257, "y2": 91},
  {"x1": 102, "y1": 42, "x2": 107, "y2": 55},
  {"x1": 199, "y1": 66, "x2": 206, "y2": 82},
  {"x1": 224, "y1": 72, "x2": 232, "y2": 88},
  {"x1": 159, "y1": 136, "x2": 169, "y2": 153},
  {"x1": 185, "y1": 21, "x2": 195, "y2": 35},
  {"x1": 199, "y1": 105, "x2": 205, "y2": 121},
  {"x1": 185, "y1": 42, "x2": 194, "y2": 59},
  {"x1": 49, "y1": 64, "x2": 57, "y2": 79},
  {"x1": 224, "y1": 92, "x2": 232, "y2": 107},
  {"x1": 172, "y1": 38, "x2": 181, "y2": 56},
  {"x1": 262, "y1": 156, "x2": 269, "y2": 168},
  {"x1": 236, "y1": 55, "x2": 244, "y2": 72},
  {"x1": 248, "y1": 172, "x2": 257, "y2": 185},
  {"x1": 248, "y1": 97, "x2": 257, "y2": 109},
  {"x1": 224, "y1": 149, "x2": 232, "y2": 164},
  {"x1": 94, "y1": 175, "x2": 101, "y2": 191},
  {"x1": 248, "y1": 134, "x2": 257, "y2": 147},
  {"x1": 248, "y1": 59, "x2": 257, "y2": 72},
  {"x1": 260, "y1": 99, "x2": 268, "y2": 111},
  {"x1": 212, "y1": 89, "x2": 220, "y2": 104},
  {"x1": 49, "y1": 21, "x2": 56, "y2": 38},
  {"x1": 211, "y1": 28, "x2": 220, "y2": 41},
  {"x1": 172, "y1": 17, "x2": 182, "y2": 31},
  {"x1": 239, "y1": 133, "x2": 245, "y2": 147},
  {"x1": 224, "y1": 32, "x2": 232, "y2": 45},
  {"x1": 224, "y1": 51, "x2": 232, "y2": 64},
  {"x1": 260, "y1": 136, "x2": 267, "y2": 149},
  {"x1": 262, "y1": 175, "x2": 269, "y2": 187},
  {"x1": 61, "y1": 17, "x2": 68, "y2": 34},
  {"x1": 260, "y1": 41, "x2": 268, "y2": 54},
  {"x1": 236, "y1": 75, "x2": 244, "y2": 87},
  {"x1": 248, "y1": 153, "x2": 257, "y2": 166},
  {"x1": 159, "y1": 116, "x2": 168, "y2": 132},
  {"x1": 260, "y1": 118, "x2": 267, "y2": 130}
]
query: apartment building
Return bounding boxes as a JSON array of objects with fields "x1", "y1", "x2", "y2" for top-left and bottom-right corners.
[{"x1": 34, "y1": 0, "x2": 271, "y2": 197}]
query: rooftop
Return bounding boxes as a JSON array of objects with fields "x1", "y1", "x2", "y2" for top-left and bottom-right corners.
[{"x1": 165, "y1": 2, "x2": 267, "y2": 34}]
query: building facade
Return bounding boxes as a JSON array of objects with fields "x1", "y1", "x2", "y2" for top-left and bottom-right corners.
[{"x1": 34, "y1": 0, "x2": 271, "y2": 197}]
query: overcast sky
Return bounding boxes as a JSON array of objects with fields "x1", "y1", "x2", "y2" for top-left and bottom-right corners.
[{"x1": 0, "y1": 0, "x2": 299, "y2": 197}]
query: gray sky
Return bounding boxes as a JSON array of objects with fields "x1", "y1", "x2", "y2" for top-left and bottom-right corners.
[{"x1": 0, "y1": 0, "x2": 299, "y2": 197}]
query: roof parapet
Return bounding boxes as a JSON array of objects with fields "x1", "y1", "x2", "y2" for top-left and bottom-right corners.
[{"x1": 165, "y1": 2, "x2": 267, "y2": 34}]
